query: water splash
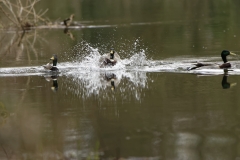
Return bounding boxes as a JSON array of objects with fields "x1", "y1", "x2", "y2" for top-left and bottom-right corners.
[
  {"x1": 63, "y1": 70, "x2": 148, "y2": 101},
  {"x1": 124, "y1": 49, "x2": 150, "y2": 67},
  {"x1": 58, "y1": 41, "x2": 151, "y2": 100}
]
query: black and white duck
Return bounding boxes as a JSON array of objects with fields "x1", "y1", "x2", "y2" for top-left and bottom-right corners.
[
  {"x1": 42, "y1": 54, "x2": 59, "y2": 71},
  {"x1": 188, "y1": 50, "x2": 236, "y2": 70}
]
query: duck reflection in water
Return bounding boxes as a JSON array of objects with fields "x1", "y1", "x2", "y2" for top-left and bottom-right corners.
[
  {"x1": 0, "y1": 102, "x2": 9, "y2": 127},
  {"x1": 102, "y1": 73, "x2": 120, "y2": 91},
  {"x1": 63, "y1": 28, "x2": 75, "y2": 40},
  {"x1": 44, "y1": 74, "x2": 59, "y2": 92},
  {"x1": 221, "y1": 73, "x2": 237, "y2": 89}
]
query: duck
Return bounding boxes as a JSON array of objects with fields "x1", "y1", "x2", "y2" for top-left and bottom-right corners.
[
  {"x1": 99, "y1": 49, "x2": 121, "y2": 67},
  {"x1": 188, "y1": 50, "x2": 236, "y2": 70},
  {"x1": 42, "y1": 54, "x2": 59, "y2": 71}
]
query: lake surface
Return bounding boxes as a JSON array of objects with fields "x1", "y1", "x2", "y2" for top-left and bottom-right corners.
[{"x1": 1, "y1": 0, "x2": 240, "y2": 159}]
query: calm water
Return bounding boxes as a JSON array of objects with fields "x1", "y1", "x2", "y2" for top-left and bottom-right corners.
[{"x1": 1, "y1": 0, "x2": 240, "y2": 159}]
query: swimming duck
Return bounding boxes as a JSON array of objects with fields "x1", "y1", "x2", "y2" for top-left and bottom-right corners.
[
  {"x1": 188, "y1": 50, "x2": 236, "y2": 70},
  {"x1": 219, "y1": 50, "x2": 236, "y2": 68},
  {"x1": 42, "y1": 54, "x2": 59, "y2": 71},
  {"x1": 99, "y1": 49, "x2": 121, "y2": 67}
]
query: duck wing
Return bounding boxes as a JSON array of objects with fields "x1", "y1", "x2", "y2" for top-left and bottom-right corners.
[
  {"x1": 114, "y1": 52, "x2": 121, "y2": 61},
  {"x1": 42, "y1": 63, "x2": 52, "y2": 70}
]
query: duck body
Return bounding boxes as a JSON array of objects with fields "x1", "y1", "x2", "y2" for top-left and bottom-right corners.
[
  {"x1": 219, "y1": 50, "x2": 235, "y2": 69},
  {"x1": 99, "y1": 49, "x2": 121, "y2": 67},
  {"x1": 50, "y1": 66, "x2": 59, "y2": 71},
  {"x1": 42, "y1": 63, "x2": 53, "y2": 70},
  {"x1": 43, "y1": 54, "x2": 59, "y2": 71},
  {"x1": 102, "y1": 58, "x2": 117, "y2": 66},
  {"x1": 188, "y1": 50, "x2": 236, "y2": 70},
  {"x1": 219, "y1": 62, "x2": 231, "y2": 69}
]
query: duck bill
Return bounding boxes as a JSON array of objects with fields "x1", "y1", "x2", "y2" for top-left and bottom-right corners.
[{"x1": 230, "y1": 52, "x2": 236, "y2": 56}]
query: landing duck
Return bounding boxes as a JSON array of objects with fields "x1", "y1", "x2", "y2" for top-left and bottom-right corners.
[
  {"x1": 42, "y1": 54, "x2": 59, "y2": 71},
  {"x1": 188, "y1": 50, "x2": 236, "y2": 70},
  {"x1": 99, "y1": 49, "x2": 121, "y2": 67}
]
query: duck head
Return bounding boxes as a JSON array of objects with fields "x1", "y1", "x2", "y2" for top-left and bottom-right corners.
[
  {"x1": 50, "y1": 54, "x2": 58, "y2": 66},
  {"x1": 221, "y1": 50, "x2": 236, "y2": 63},
  {"x1": 110, "y1": 49, "x2": 115, "y2": 59}
]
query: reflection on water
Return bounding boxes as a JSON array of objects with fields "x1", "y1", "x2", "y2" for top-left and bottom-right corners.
[
  {"x1": 104, "y1": 73, "x2": 118, "y2": 91},
  {"x1": 221, "y1": 74, "x2": 237, "y2": 89},
  {"x1": 63, "y1": 28, "x2": 75, "y2": 41},
  {"x1": 0, "y1": 102, "x2": 9, "y2": 128},
  {"x1": 0, "y1": 71, "x2": 240, "y2": 159},
  {"x1": 44, "y1": 74, "x2": 59, "y2": 92},
  {"x1": 64, "y1": 70, "x2": 147, "y2": 101}
]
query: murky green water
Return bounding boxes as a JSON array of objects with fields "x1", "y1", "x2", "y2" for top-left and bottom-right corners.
[{"x1": 1, "y1": 0, "x2": 240, "y2": 159}]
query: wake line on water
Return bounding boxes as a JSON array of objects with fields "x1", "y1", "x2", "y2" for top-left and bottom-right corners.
[
  {"x1": 1, "y1": 38, "x2": 240, "y2": 76},
  {"x1": 0, "y1": 54, "x2": 240, "y2": 76}
]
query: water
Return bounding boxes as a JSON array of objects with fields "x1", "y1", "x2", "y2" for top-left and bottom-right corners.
[{"x1": 1, "y1": 0, "x2": 240, "y2": 159}]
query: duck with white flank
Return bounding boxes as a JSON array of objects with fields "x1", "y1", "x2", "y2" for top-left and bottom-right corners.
[
  {"x1": 99, "y1": 49, "x2": 121, "y2": 67},
  {"x1": 188, "y1": 50, "x2": 236, "y2": 70},
  {"x1": 42, "y1": 54, "x2": 59, "y2": 71}
]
